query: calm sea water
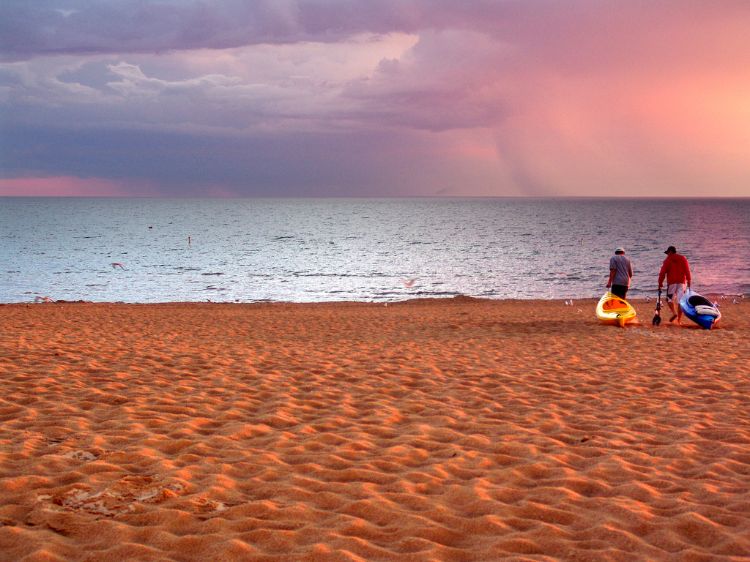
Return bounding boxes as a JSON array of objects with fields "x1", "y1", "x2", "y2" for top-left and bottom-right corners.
[{"x1": 1, "y1": 198, "x2": 748, "y2": 303}]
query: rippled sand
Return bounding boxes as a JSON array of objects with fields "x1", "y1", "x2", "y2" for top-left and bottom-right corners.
[{"x1": 1, "y1": 298, "x2": 749, "y2": 561}]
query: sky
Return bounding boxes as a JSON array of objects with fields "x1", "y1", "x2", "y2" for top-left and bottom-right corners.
[{"x1": 1, "y1": 0, "x2": 749, "y2": 197}]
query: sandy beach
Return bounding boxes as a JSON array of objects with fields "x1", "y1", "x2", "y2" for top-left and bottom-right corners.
[{"x1": 1, "y1": 297, "x2": 749, "y2": 561}]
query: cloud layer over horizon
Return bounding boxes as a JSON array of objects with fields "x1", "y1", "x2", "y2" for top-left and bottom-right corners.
[{"x1": 2, "y1": 1, "x2": 749, "y2": 196}]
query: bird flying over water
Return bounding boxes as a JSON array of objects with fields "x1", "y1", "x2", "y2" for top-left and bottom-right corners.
[
  {"x1": 111, "y1": 262, "x2": 126, "y2": 270},
  {"x1": 402, "y1": 278, "x2": 417, "y2": 288}
]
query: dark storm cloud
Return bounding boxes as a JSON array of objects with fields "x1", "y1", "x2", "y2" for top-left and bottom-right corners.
[
  {"x1": 3, "y1": 1, "x2": 748, "y2": 63},
  {"x1": 0, "y1": 121, "x2": 448, "y2": 196},
  {"x1": 0, "y1": 0, "x2": 416, "y2": 60}
]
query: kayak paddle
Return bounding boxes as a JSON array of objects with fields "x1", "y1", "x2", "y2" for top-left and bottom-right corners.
[{"x1": 652, "y1": 288, "x2": 662, "y2": 326}]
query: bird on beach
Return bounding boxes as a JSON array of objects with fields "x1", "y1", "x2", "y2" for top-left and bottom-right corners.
[
  {"x1": 34, "y1": 296, "x2": 54, "y2": 303},
  {"x1": 402, "y1": 278, "x2": 417, "y2": 288},
  {"x1": 111, "y1": 262, "x2": 126, "y2": 270}
]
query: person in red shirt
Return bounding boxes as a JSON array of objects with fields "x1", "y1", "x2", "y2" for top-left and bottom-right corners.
[{"x1": 658, "y1": 245, "x2": 692, "y2": 325}]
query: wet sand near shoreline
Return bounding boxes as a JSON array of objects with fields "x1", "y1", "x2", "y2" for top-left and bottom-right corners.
[{"x1": 1, "y1": 297, "x2": 749, "y2": 561}]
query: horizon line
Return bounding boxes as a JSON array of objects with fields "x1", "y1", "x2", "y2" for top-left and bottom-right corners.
[{"x1": 2, "y1": 195, "x2": 749, "y2": 200}]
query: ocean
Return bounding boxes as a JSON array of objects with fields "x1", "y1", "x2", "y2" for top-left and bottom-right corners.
[{"x1": 1, "y1": 197, "x2": 748, "y2": 303}]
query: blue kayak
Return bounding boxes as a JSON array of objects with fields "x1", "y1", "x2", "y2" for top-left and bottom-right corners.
[{"x1": 680, "y1": 289, "x2": 721, "y2": 329}]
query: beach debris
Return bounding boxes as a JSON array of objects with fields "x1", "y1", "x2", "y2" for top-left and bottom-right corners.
[
  {"x1": 111, "y1": 262, "x2": 127, "y2": 270},
  {"x1": 34, "y1": 296, "x2": 54, "y2": 303},
  {"x1": 402, "y1": 278, "x2": 417, "y2": 288},
  {"x1": 564, "y1": 299, "x2": 574, "y2": 306}
]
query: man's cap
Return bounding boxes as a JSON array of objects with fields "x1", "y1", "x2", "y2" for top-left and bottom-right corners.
[
  {"x1": 615, "y1": 247, "x2": 625, "y2": 253},
  {"x1": 664, "y1": 245, "x2": 677, "y2": 254}
]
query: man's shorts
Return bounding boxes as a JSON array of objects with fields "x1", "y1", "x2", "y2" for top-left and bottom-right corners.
[
  {"x1": 610, "y1": 284, "x2": 628, "y2": 299},
  {"x1": 666, "y1": 283, "x2": 686, "y2": 303}
]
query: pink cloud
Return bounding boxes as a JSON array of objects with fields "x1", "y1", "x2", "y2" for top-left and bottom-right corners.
[{"x1": 0, "y1": 176, "x2": 146, "y2": 196}]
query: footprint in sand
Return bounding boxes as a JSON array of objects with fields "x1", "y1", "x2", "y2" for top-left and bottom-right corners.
[
  {"x1": 191, "y1": 497, "x2": 229, "y2": 515},
  {"x1": 41, "y1": 476, "x2": 186, "y2": 517},
  {"x1": 63, "y1": 450, "x2": 100, "y2": 462}
]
